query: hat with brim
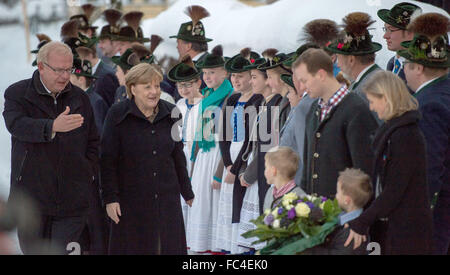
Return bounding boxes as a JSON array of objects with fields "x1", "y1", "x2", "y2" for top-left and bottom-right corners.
[
  {"x1": 167, "y1": 63, "x2": 202, "y2": 82},
  {"x1": 195, "y1": 46, "x2": 227, "y2": 69},
  {"x1": 257, "y1": 53, "x2": 290, "y2": 70},
  {"x1": 31, "y1": 40, "x2": 50, "y2": 54},
  {"x1": 73, "y1": 70, "x2": 98, "y2": 79},
  {"x1": 70, "y1": 14, "x2": 98, "y2": 31},
  {"x1": 72, "y1": 59, "x2": 98, "y2": 79},
  {"x1": 196, "y1": 56, "x2": 227, "y2": 69},
  {"x1": 63, "y1": 37, "x2": 83, "y2": 57},
  {"x1": 112, "y1": 48, "x2": 134, "y2": 72},
  {"x1": 170, "y1": 21, "x2": 213, "y2": 43},
  {"x1": 280, "y1": 74, "x2": 294, "y2": 89},
  {"x1": 283, "y1": 43, "x2": 321, "y2": 67},
  {"x1": 398, "y1": 35, "x2": 450, "y2": 68},
  {"x1": 111, "y1": 26, "x2": 150, "y2": 43},
  {"x1": 225, "y1": 51, "x2": 260, "y2": 73},
  {"x1": 377, "y1": 2, "x2": 422, "y2": 30},
  {"x1": 243, "y1": 58, "x2": 266, "y2": 71},
  {"x1": 326, "y1": 37, "x2": 382, "y2": 56},
  {"x1": 78, "y1": 32, "x2": 98, "y2": 49},
  {"x1": 326, "y1": 12, "x2": 383, "y2": 56}
]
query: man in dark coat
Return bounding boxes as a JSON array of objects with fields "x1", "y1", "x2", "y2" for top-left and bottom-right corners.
[
  {"x1": 399, "y1": 12, "x2": 450, "y2": 254},
  {"x1": 377, "y1": 2, "x2": 421, "y2": 87},
  {"x1": 168, "y1": 5, "x2": 213, "y2": 101},
  {"x1": 327, "y1": 12, "x2": 383, "y2": 125},
  {"x1": 294, "y1": 48, "x2": 378, "y2": 198},
  {"x1": 97, "y1": 9, "x2": 122, "y2": 68},
  {"x1": 2, "y1": 41, "x2": 99, "y2": 254}
]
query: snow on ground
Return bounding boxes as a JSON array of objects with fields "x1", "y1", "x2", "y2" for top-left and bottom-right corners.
[{"x1": 0, "y1": 0, "x2": 447, "y2": 253}]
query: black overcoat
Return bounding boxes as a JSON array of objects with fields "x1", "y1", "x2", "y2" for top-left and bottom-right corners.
[
  {"x1": 348, "y1": 110, "x2": 433, "y2": 255},
  {"x1": 3, "y1": 70, "x2": 99, "y2": 217},
  {"x1": 301, "y1": 93, "x2": 378, "y2": 198},
  {"x1": 100, "y1": 98, "x2": 194, "y2": 255}
]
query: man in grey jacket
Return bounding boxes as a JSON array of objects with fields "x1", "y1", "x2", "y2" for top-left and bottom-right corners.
[{"x1": 279, "y1": 72, "x2": 316, "y2": 186}]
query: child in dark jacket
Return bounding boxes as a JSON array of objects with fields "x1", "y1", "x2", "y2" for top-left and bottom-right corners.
[{"x1": 303, "y1": 168, "x2": 373, "y2": 255}]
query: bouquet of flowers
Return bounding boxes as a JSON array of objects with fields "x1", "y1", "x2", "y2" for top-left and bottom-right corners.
[{"x1": 242, "y1": 193, "x2": 342, "y2": 255}]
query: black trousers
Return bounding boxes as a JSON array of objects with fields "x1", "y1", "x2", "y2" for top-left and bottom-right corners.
[{"x1": 18, "y1": 215, "x2": 87, "y2": 255}]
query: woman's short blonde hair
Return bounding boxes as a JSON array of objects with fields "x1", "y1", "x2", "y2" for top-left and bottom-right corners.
[
  {"x1": 264, "y1": 146, "x2": 299, "y2": 180},
  {"x1": 125, "y1": 63, "x2": 164, "y2": 99},
  {"x1": 363, "y1": 71, "x2": 418, "y2": 121}
]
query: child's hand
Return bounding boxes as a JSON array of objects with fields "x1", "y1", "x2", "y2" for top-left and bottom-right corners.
[
  {"x1": 239, "y1": 175, "x2": 250, "y2": 188},
  {"x1": 344, "y1": 224, "x2": 367, "y2": 249},
  {"x1": 224, "y1": 167, "x2": 236, "y2": 184},
  {"x1": 186, "y1": 199, "x2": 194, "y2": 207},
  {"x1": 211, "y1": 179, "x2": 221, "y2": 190}
]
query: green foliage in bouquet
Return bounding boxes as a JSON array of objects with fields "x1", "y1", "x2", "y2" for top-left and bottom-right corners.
[{"x1": 241, "y1": 193, "x2": 342, "y2": 255}]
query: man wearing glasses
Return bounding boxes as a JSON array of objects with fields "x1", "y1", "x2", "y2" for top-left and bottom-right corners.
[
  {"x1": 3, "y1": 41, "x2": 99, "y2": 254},
  {"x1": 378, "y1": 2, "x2": 422, "y2": 84}
]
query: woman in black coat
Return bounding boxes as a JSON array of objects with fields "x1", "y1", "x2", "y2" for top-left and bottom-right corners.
[
  {"x1": 100, "y1": 63, "x2": 194, "y2": 255},
  {"x1": 345, "y1": 71, "x2": 433, "y2": 255}
]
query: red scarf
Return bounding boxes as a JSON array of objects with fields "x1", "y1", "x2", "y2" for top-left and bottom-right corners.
[{"x1": 273, "y1": 180, "x2": 296, "y2": 200}]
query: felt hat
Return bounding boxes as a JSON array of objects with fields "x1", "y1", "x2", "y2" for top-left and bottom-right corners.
[
  {"x1": 72, "y1": 58, "x2": 98, "y2": 79},
  {"x1": 112, "y1": 11, "x2": 150, "y2": 43},
  {"x1": 301, "y1": 19, "x2": 340, "y2": 48},
  {"x1": 60, "y1": 20, "x2": 84, "y2": 56},
  {"x1": 398, "y1": 13, "x2": 450, "y2": 68},
  {"x1": 283, "y1": 43, "x2": 320, "y2": 67},
  {"x1": 378, "y1": 2, "x2": 422, "y2": 30},
  {"x1": 257, "y1": 48, "x2": 290, "y2": 71},
  {"x1": 167, "y1": 55, "x2": 202, "y2": 82},
  {"x1": 31, "y1": 33, "x2": 51, "y2": 54},
  {"x1": 170, "y1": 5, "x2": 212, "y2": 43},
  {"x1": 31, "y1": 34, "x2": 51, "y2": 66},
  {"x1": 326, "y1": 12, "x2": 382, "y2": 56},
  {"x1": 280, "y1": 74, "x2": 294, "y2": 89},
  {"x1": 98, "y1": 9, "x2": 122, "y2": 40},
  {"x1": 242, "y1": 57, "x2": 266, "y2": 71},
  {"x1": 69, "y1": 4, "x2": 99, "y2": 32},
  {"x1": 195, "y1": 45, "x2": 226, "y2": 69},
  {"x1": 112, "y1": 40, "x2": 160, "y2": 72},
  {"x1": 224, "y1": 48, "x2": 260, "y2": 73}
]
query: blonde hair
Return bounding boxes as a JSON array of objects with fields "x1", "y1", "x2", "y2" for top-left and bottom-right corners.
[
  {"x1": 267, "y1": 66, "x2": 289, "y2": 76},
  {"x1": 125, "y1": 63, "x2": 164, "y2": 99},
  {"x1": 363, "y1": 71, "x2": 418, "y2": 121},
  {"x1": 37, "y1": 41, "x2": 72, "y2": 65},
  {"x1": 338, "y1": 168, "x2": 373, "y2": 208},
  {"x1": 264, "y1": 146, "x2": 299, "y2": 180}
]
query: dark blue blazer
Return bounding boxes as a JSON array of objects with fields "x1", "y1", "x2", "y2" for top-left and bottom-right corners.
[{"x1": 415, "y1": 76, "x2": 450, "y2": 197}]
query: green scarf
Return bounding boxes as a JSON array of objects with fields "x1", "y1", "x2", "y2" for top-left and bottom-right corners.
[{"x1": 190, "y1": 79, "x2": 233, "y2": 161}]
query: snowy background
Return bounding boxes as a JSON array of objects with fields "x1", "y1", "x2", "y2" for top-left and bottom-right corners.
[{"x1": 0, "y1": 0, "x2": 447, "y2": 253}]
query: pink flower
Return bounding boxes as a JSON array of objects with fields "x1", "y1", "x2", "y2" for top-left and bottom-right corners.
[{"x1": 337, "y1": 43, "x2": 344, "y2": 49}]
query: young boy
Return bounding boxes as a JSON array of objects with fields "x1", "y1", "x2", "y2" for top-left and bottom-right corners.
[
  {"x1": 263, "y1": 146, "x2": 306, "y2": 211},
  {"x1": 303, "y1": 168, "x2": 373, "y2": 255}
]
